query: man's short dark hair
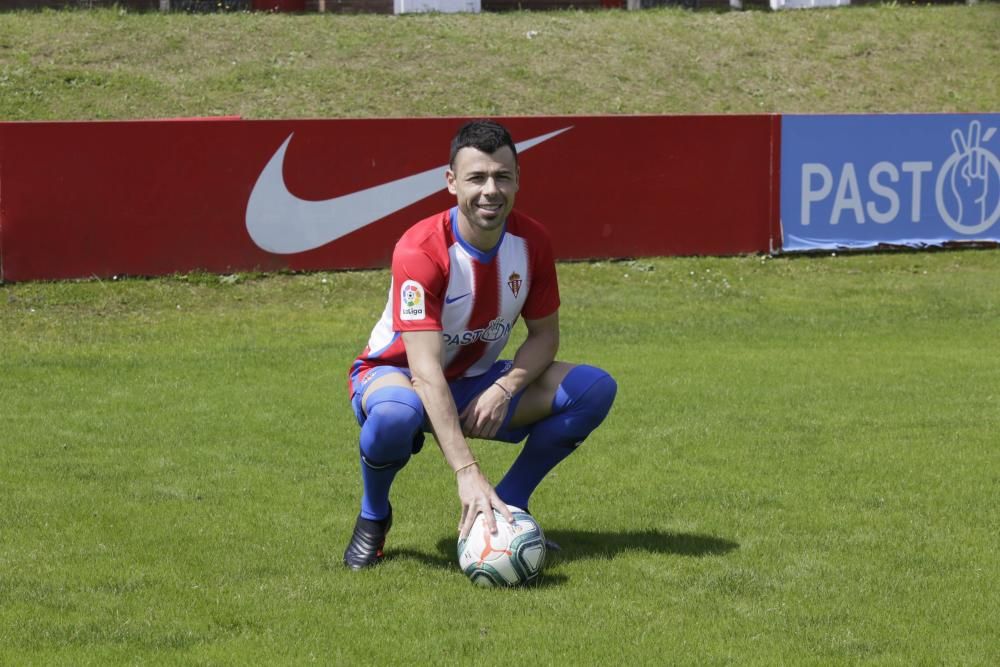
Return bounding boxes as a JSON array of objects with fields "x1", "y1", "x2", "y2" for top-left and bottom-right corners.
[{"x1": 449, "y1": 120, "x2": 517, "y2": 168}]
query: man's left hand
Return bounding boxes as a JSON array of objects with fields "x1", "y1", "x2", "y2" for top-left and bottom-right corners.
[{"x1": 459, "y1": 384, "x2": 512, "y2": 439}]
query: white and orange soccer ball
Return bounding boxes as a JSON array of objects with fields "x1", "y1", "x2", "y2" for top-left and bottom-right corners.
[{"x1": 457, "y1": 506, "x2": 546, "y2": 587}]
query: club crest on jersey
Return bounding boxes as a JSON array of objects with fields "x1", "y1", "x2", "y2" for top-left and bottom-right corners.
[
  {"x1": 400, "y1": 280, "x2": 425, "y2": 321},
  {"x1": 507, "y1": 272, "x2": 522, "y2": 298}
]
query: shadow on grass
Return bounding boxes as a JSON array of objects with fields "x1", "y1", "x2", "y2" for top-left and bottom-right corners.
[
  {"x1": 545, "y1": 530, "x2": 740, "y2": 561},
  {"x1": 386, "y1": 547, "x2": 454, "y2": 571},
  {"x1": 541, "y1": 529, "x2": 739, "y2": 562},
  {"x1": 386, "y1": 529, "x2": 738, "y2": 583}
]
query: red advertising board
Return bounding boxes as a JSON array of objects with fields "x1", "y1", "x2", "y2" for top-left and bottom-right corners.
[{"x1": 0, "y1": 115, "x2": 778, "y2": 282}]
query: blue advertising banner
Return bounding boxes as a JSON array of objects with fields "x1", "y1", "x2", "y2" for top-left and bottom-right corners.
[{"x1": 781, "y1": 114, "x2": 1000, "y2": 251}]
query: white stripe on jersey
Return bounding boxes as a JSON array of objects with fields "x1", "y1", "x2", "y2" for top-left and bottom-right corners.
[
  {"x1": 461, "y1": 232, "x2": 530, "y2": 377},
  {"x1": 441, "y1": 245, "x2": 476, "y2": 368}
]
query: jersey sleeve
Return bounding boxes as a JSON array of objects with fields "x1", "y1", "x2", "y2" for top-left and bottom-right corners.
[
  {"x1": 522, "y1": 223, "x2": 561, "y2": 321},
  {"x1": 391, "y1": 241, "x2": 446, "y2": 332}
]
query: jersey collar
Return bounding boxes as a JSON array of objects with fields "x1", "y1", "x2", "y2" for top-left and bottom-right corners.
[{"x1": 450, "y1": 207, "x2": 506, "y2": 264}]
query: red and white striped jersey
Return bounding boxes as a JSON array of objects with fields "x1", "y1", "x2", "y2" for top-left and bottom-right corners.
[{"x1": 350, "y1": 207, "x2": 560, "y2": 386}]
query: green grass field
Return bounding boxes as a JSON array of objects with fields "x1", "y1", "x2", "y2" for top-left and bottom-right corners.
[
  {"x1": 2, "y1": 252, "x2": 998, "y2": 663},
  {"x1": 2, "y1": 2, "x2": 999, "y2": 664}
]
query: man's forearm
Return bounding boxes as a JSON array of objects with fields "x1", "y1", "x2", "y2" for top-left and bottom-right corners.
[
  {"x1": 496, "y1": 324, "x2": 559, "y2": 395},
  {"x1": 409, "y1": 369, "x2": 477, "y2": 470}
]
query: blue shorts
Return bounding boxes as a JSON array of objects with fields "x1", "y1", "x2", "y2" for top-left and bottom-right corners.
[{"x1": 349, "y1": 360, "x2": 526, "y2": 442}]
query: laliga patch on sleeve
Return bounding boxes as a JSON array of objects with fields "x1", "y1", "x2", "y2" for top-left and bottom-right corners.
[{"x1": 399, "y1": 280, "x2": 426, "y2": 321}]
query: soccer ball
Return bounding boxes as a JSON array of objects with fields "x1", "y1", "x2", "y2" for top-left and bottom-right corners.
[{"x1": 456, "y1": 506, "x2": 546, "y2": 587}]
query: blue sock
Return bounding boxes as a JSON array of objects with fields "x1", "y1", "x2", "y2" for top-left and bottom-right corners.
[
  {"x1": 495, "y1": 365, "x2": 617, "y2": 511},
  {"x1": 358, "y1": 387, "x2": 424, "y2": 521}
]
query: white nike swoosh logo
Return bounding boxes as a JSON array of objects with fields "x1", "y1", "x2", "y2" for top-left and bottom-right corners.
[{"x1": 245, "y1": 126, "x2": 573, "y2": 254}]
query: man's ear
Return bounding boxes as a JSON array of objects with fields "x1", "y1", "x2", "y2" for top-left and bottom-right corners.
[{"x1": 446, "y1": 169, "x2": 457, "y2": 195}]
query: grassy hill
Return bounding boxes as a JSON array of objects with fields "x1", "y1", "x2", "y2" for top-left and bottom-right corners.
[{"x1": 0, "y1": 4, "x2": 997, "y2": 121}]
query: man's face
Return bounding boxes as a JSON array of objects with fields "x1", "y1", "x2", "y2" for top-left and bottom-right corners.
[{"x1": 447, "y1": 145, "x2": 519, "y2": 243}]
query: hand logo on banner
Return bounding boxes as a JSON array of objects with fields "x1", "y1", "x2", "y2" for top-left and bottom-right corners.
[{"x1": 936, "y1": 120, "x2": 1000, "y2": 235}]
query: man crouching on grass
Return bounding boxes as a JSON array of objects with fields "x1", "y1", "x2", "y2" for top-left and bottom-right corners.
[{"x1": 343, "y1": 119, "x2": 617, "y2": 570}]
